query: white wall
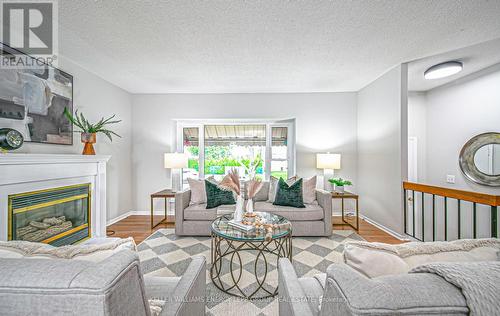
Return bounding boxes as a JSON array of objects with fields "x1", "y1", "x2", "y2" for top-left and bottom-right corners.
[
  {"x1": 131, "y1": 93, "x2": 358, "y2": 212},
  {"x1": 406, "y1": 64, "x2": 500, "y2": 240},
  {"x1": 357, "y1": 65, "x2": 408, "y2": 235},
  {"x1": 408, "y1": 92, "x2": 427, "y2": 182},
  {"x1": 13, "y1": 56, "x2": 134, "y2": 222},
  {"x1": 424, "y1": 64, "x2": 500, "y2": 195}
]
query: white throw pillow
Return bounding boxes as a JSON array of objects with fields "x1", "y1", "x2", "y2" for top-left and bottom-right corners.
[
  {"x1": 343, "y1": 244, "x2": 409, "y2": 278},
  {"x1": 187, "y1": 178, "x2": 206, "y2": 204},
  {"x1": 344, "y1": 239, "x2": 500, "y2": 278},
  {"x1": 187, "y1": 176, "x2": 215, "y2": 204},
  {"x1": 302, "y1": 176, "x2": 317, "y2": 204}
]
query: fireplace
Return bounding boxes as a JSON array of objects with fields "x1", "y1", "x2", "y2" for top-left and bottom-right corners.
[{"x1": 8, "y1": 183, "x2": 91, "y2": 246}]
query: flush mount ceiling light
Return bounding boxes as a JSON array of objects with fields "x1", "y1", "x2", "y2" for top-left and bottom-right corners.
[{"x1": 424, "y1": 61, "x2": 463, "y2": 80}]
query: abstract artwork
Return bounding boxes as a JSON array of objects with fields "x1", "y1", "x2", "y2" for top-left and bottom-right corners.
[{"x1": 0, "y1": 43, "x2": 73, "y2": 145}]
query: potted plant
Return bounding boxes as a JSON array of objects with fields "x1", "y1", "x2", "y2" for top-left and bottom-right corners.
[
  {"x1": 328, "y1": 178, "x2": 352, "y2": 193},
  {"x1": 64, "y1": 108, "x2": 121, "y2": 155}
]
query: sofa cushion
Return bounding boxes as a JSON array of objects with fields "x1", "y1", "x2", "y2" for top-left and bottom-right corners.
[
  {"x1": 344, "y1": 239, "x2": 500, "y2": 278},
  {"x1": 144, "y1": 275, "x2": 180, "y2": 299},
  {"x1": 254, "y1": 181, "x2": 270, "y2": 201},
  {"x1": 184, "y1": 204, "x2": 236, "y2": 220},
  {"x1": 205, "y1": 180, "x2": 236, "y2": 209},
  {"x1": 274, "y1": 178, "x2": 305, "y2": 208},
  {"x1": 268, "y1": 176, "x2": 297, "y2": 202},
  {"x1": 187, "y1": 178, "x2": 206, "y2": 204},
  {"x1": 254, "y1": 202, "x2": 323, "y2": 221},
  {"x1": 184, "y1": 204, "x2": 217, "y2": 220},
  {"x1": 302, "y1": 176, "x2": 317, "y2": 204}
]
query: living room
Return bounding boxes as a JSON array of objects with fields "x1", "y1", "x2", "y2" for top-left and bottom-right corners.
[{"x1": 0, "y1": 1, "x2": 499, "y2": 315}]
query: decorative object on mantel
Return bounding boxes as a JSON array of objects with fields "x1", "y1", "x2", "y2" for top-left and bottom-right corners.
[
  {"x1": 64, "y1": 108, "x2": 121, "y2": 155},
  {"x1": 329, "y1": 177, "x2": 353, "y2": 193},
  {"x1": 317, "y1": 152, "x2": 341, "y2": 191},
  {"x1": 219, "y1": 168, "x2": 244, "y2": 222},
  {"x1": 0, "y1": 128, "x2": 24, "y2": 152},
  {"x1": 245, "y1": 178, "x2": 263, "y2": 215}
]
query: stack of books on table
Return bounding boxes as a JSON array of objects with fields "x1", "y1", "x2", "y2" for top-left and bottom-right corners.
[{"x1": 228, "y1": 220, "x2": 255, "y2": 232}]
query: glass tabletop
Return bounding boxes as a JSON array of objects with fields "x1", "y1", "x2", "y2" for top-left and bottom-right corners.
[{"x1": 211, "y1": 211, "x2": 291, "y2": 241}]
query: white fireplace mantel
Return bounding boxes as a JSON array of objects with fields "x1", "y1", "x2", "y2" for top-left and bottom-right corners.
[{"x1": 0, "y1": 153, "x2": 111, "y2": 240}]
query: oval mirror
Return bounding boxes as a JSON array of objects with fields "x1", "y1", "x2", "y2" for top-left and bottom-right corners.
[
  {"x1": 473, "y1": 144, "x2": 500, "y2": 176},
  {"x1": 459, "y1": 132, "x2": 500, "y2": 186}
]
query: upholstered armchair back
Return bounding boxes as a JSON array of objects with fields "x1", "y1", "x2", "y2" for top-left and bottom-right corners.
[{"x1": 0, "y1": 250, "x2": 151, "y2": 316}]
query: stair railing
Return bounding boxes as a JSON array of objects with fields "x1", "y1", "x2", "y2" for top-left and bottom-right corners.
[{"x1": 403, "y1": 182, "x2": 499, "y2": 241}]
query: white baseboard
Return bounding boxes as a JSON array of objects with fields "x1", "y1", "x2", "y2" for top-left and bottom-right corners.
[
  {"x1": 359, "y1": 214, "x2": 411, "y2": 241},
  {"x1": 106, "y1": 211, "x2": 172, "y2": 226}
]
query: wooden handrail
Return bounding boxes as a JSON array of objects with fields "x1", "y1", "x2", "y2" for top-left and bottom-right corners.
[{"x1": 403, "y1": 182, "x2": 500, "y2": 206}]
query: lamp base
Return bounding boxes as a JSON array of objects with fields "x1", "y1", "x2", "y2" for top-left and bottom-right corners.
[{"x1": 323, "y1": 169, "x2": 334, "y2": 191}]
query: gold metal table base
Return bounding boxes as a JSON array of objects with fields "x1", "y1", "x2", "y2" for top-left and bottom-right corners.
[{"x1": 210, "y1": 232, "x2": 292, "y2": 300}]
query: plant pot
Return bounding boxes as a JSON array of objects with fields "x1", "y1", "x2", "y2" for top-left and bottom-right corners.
[
  {"x1": 335, "y1": 185, "x2": 345, "y2": 193},
  {"x1": 81, "y1": 133, "x2": 96, "y2": 155}
]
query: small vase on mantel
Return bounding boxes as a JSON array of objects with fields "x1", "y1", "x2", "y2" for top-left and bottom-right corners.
[
  {"x1": 234, "y1": 195, "x2": 245, "y2": 222},
  {"x1": 81, "y1": 132, "x2": 96, "y2": 155}
]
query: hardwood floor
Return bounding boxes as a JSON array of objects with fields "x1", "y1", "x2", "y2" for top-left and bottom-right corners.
[{"x1": 107, "y1": 215, "x2": 403, "y2": 244}]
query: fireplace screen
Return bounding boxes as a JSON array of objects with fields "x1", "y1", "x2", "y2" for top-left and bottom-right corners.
[{"x1": 8, "y1": 184, "x2": 91, "y2": 246}]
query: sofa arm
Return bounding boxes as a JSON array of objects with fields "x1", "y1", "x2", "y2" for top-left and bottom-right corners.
[
  {"x1": 278, "y1": 258, "x2": 315, "y2": 316},
  {"x1": 320, "y1": 263, "x2": 468, "y2": 315},
  {"x1": 166, "y1": 256, "x2": 206, "y2": 316},
  {"x1": 316, "y1": 189, "x2": 332, "y2": 236},
  {"x1": 175, "y1": 190, "x2": 191, "y2": 235}
]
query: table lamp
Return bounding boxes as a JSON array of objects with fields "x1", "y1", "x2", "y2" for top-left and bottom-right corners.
[
  {"x1": 316, "y1": 153, "x2": 341, "y2": 191},
  {"x1": 164, "y1": 152, "x2": 188, "y2": 192}
]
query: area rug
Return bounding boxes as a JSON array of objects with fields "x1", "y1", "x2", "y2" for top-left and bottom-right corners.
[{"x1": 137, "y1": 229, "x2": 364, "y2": 315}]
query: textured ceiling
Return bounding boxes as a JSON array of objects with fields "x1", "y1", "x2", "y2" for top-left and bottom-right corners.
[
  {"x1": 58, "y1": 0, "x2": 500, "y2": 94},
  {"x1": 408, "y1": 38, "x2": 500, "y2": 91}
]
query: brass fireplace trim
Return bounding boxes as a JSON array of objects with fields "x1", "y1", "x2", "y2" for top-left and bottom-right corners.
[{"x1": 8, "y1": 183, "x2": 92, "y2": 244}]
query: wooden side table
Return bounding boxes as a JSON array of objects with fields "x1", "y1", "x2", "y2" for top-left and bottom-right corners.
[
  {"x1": 151, "y1": 189, "x2": 175, "y2": 229},
  {"x1": 331, "y1": 191, "x2": 359, "y2": 230}
]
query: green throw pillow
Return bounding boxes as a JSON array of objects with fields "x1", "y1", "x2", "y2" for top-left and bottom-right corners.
[
  {"x1": 205, "y1": 180, "x2": 236, "y2": 209},
  {"x1": 273, "y1": 178, "x2": 305, "y2": 208}
]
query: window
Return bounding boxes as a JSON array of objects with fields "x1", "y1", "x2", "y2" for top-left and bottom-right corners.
[
  {"x1": 204, "y1": 125, "x2": 266, "y2": 181},
  {"x1": 182, "y1": 127, "x2": 199, "y2": 189},
  {"x1": 271, "y1": 126, "x2": 288, "y2": 179},
  {"x1": 177, "y1": 120, "x2": 295, "y2": 183}
]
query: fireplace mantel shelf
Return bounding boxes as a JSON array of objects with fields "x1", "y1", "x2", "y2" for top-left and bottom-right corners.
[{"x1": 0, "y1": 153, "x2": 111, "y2": 165}]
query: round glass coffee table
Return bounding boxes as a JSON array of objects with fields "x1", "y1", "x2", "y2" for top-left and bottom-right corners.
[{"x1": 210, "y1": 211, "x2": 292, "y2": 299}]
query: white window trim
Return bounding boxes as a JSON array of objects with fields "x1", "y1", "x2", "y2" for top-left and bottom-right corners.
[{"x1": 176, "y1": 119, "x2": 296, "y2": 180}]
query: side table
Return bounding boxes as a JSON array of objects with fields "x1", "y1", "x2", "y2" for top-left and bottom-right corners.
[
  {"x1": 331, "y1": 191, "x2": 359, "y2": 230},
  {"x1": 150, "y1": 189, "x2": 175, "y2": 229}
]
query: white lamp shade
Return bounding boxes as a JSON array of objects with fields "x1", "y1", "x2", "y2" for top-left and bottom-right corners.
[
  {"x1": 164, "y1": 152, "x2": 188, "y2": 169},
  {"x1": 316, "y1": 153, "x2": 341, "y2": 169}
]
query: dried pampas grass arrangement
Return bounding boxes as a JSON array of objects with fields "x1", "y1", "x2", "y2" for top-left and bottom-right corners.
[
  {"x1": 219, "y1": 168, "x2": 241, "y2": 196},
  {"x1": 247, "y1": 178, "x2": 263, "y2": 199}
]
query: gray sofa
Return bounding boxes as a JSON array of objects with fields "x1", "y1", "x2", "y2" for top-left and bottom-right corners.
[
  {"x1": 175, "y1": 181, "x2": 332, "y2": 236},
  {"x1": 278, "y1": 258, "x2": 468, "y2": 316},
  {"x1": 0, "y1": 250, "x2": 206, "y2": 316}
]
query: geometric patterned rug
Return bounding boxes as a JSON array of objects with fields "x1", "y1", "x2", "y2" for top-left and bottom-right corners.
[{"x1": 137, "y1": 228, "x2": 364, "y2": 316}]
